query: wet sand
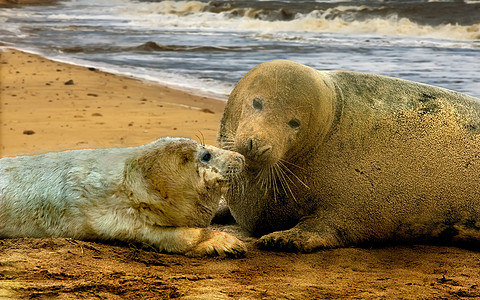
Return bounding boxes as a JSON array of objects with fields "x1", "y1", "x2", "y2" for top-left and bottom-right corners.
[{"x1": 0, "y1": 48, "x2": 225, "y2": 157}]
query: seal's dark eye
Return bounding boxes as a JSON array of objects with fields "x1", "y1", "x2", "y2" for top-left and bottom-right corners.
[
  {"x1": 201, "y1": 151, "x2": 212, "y2": 163},
  {"x1": 252, "y1": 98, "x2": 263, "y2": 111},
  {"x1": 288, "y1": 118, "x2": 300, "y2": 129}
]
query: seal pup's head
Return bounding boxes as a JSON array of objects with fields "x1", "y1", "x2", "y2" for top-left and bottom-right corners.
[
  {"x1": 218, "y1": 60, "x2": 337, "y2": 201},
  {"x1": 125, "y1": 137, "x2": 244, "y2": 227}
]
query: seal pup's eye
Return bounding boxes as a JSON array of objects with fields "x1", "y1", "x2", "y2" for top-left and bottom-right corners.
[
  {"x1": 201, "y1": 150, "x2": 212, "y2": 163},
  {"x1": 252, "y1": 98, "x2": 263, "y2": 111},
  {"x1": 288, "y1": 118, "x2": 301, "y2": 129}
]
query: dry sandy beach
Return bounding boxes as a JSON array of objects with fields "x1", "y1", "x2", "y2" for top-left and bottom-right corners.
[
  {"x1": 2, "y1": 48, "x2": 480, "y2": 299},
  {"x1": 0, "y1": 48, "x2": 225, "y2": 158}
]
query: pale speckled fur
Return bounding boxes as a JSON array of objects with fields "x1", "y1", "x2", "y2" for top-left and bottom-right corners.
[
  {"x1": 0, "y1": 137, "x2": 246, "y2": 257},
  {"x1": 218, "y1": 60, "x2": 480, "y2": 252}
]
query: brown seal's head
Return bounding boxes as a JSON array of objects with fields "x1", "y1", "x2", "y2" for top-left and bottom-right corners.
[
  {"x1": 219, "y1": 60, "x2": 337, "y2": 169},
  {"x1": 125, "y1": 137, "x2": 244, "y2": 228}
]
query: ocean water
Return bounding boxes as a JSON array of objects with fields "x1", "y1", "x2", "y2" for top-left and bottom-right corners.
[{"x1": 1, "y1": 0, "x2": 479, "y2": 99}]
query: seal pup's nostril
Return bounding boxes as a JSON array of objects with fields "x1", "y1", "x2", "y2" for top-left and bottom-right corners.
[{"x1": 235, "y1": 155, "x2": 245, "y2": 165}]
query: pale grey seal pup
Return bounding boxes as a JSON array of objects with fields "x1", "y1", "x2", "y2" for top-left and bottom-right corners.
[
  {"x1": 217, "y1": 59, "x2": 480, "y2": 252},
  {"x1": 0, "y1": 137, "x2": 246, "y2": 257}
]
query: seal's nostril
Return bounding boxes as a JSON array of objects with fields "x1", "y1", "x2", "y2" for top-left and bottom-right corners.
[
  {"x1": 248, "y1": 138, "x2": 253, "y2": 152},
  {"x1": 259, "y1": 146, "x2": 272, "y2": 156}
]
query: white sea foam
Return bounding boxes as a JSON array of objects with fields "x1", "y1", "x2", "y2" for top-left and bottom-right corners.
[
  {"x1": 118, "y1": 1, "x2": 480, "y2": 41},
  {"x1": 6, "y1": 0, "x2": 478, "y2": 42},
  {"x1": 288, "y1": 13, "x2": 480, "y2": 41}
]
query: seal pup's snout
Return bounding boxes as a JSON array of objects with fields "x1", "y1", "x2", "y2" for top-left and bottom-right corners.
[
  {"x1": 219, "y1": 152, "x2": 245, "y2": 181},
  {"x1": 226, "y1": 152, "x2": 245, "y2": 179},
  {"x1": 235, "y1": 154, "x2": 245, "y2": 165},
  {"x1": 199, "y1": 147, "x2": 245, "y2": 184}
]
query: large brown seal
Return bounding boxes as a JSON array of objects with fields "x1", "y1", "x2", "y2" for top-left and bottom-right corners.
[
  {"x1": 217, "y1": 59, "x2": 480, "y2": 252},
  {"x1": 0, "y1": 137, "x2": 246, "y2": 257}
]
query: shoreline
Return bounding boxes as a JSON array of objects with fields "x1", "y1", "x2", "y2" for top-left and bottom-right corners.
[
  {"x1": 1, "y1": 44, "x2": 230, "y2": 102},
  {"x1": 0, "y1": 48, "x2": 226, "y2": 157}
]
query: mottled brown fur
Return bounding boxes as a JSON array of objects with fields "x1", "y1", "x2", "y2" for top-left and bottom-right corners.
[{"x1": 217, "y1": 60, "x2": 480, "y2": 252}]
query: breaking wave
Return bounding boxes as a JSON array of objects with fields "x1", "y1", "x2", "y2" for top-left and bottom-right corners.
[
  {"x1": 126, "y1": 0, "x2": 480, "y2": 41},
  {"x1": 54, "y1": 41, "x2": 257, "y2": 54}
]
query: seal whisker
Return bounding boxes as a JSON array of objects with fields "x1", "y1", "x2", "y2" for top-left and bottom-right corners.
[
  {"x1": 220, "y1": 139, "x2": 235, "y2": 150},
  {"x1": 262, "y1": 167, "x2": 267, "y2": 184},
  {"x1": 276, "y1": 161, "x2": 297, "y2": 186},
  {"x1": 272, "y1": 163, "x2": 287, "y2": 194},
  {"x1": 229, "y1": 173, "x2": 246, "y2": 200},
  {"x1": 256, "y1": 167, "x2": 270, "y2": 197},
  {"x1": 277, "y1": 160, "x2": 309, "y2": 189},
  {"x1": 222, "y1": 145, "x2": 235, "y2": 151},
  {"x1": 274, "y1": 162, "x2": 298, "y2": 204},
  {"x1": 266, "y1": 167, "x2": 273, "y2": 198},
  {"x1": 278, "y1": 158, "x2": 307, "y2": 171},
  {"x1": 270, "y1": 166, "x2": 279, "y2": 203},
  {"x1": 218, "y1": 131, "x2": 236, "y2": 151}
]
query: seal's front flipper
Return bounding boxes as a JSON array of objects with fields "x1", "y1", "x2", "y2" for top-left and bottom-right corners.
[
  {"x1": 255, "y1": 216, "x2": 353, "y2": 253},
  {"x1": 256, "y1": 227, "x2": 342, "y2": 253}
]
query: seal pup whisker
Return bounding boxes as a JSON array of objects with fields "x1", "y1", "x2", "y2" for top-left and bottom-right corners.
[{"x1": 195, "y1": 131, "x2": 206, "y2": 147}]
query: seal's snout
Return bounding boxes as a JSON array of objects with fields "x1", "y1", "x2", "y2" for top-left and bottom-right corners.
[{"x1": 242, "y1": 137, "x2": 273, "y2": 162}]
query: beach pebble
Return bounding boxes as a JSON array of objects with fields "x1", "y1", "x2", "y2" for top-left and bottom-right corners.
[
  {"x1": 201, "y1": 108, "x2": 214, "y2": 114},
  {"x1": 23, "y1": 130, "x2": 35, "y2": 135}
]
